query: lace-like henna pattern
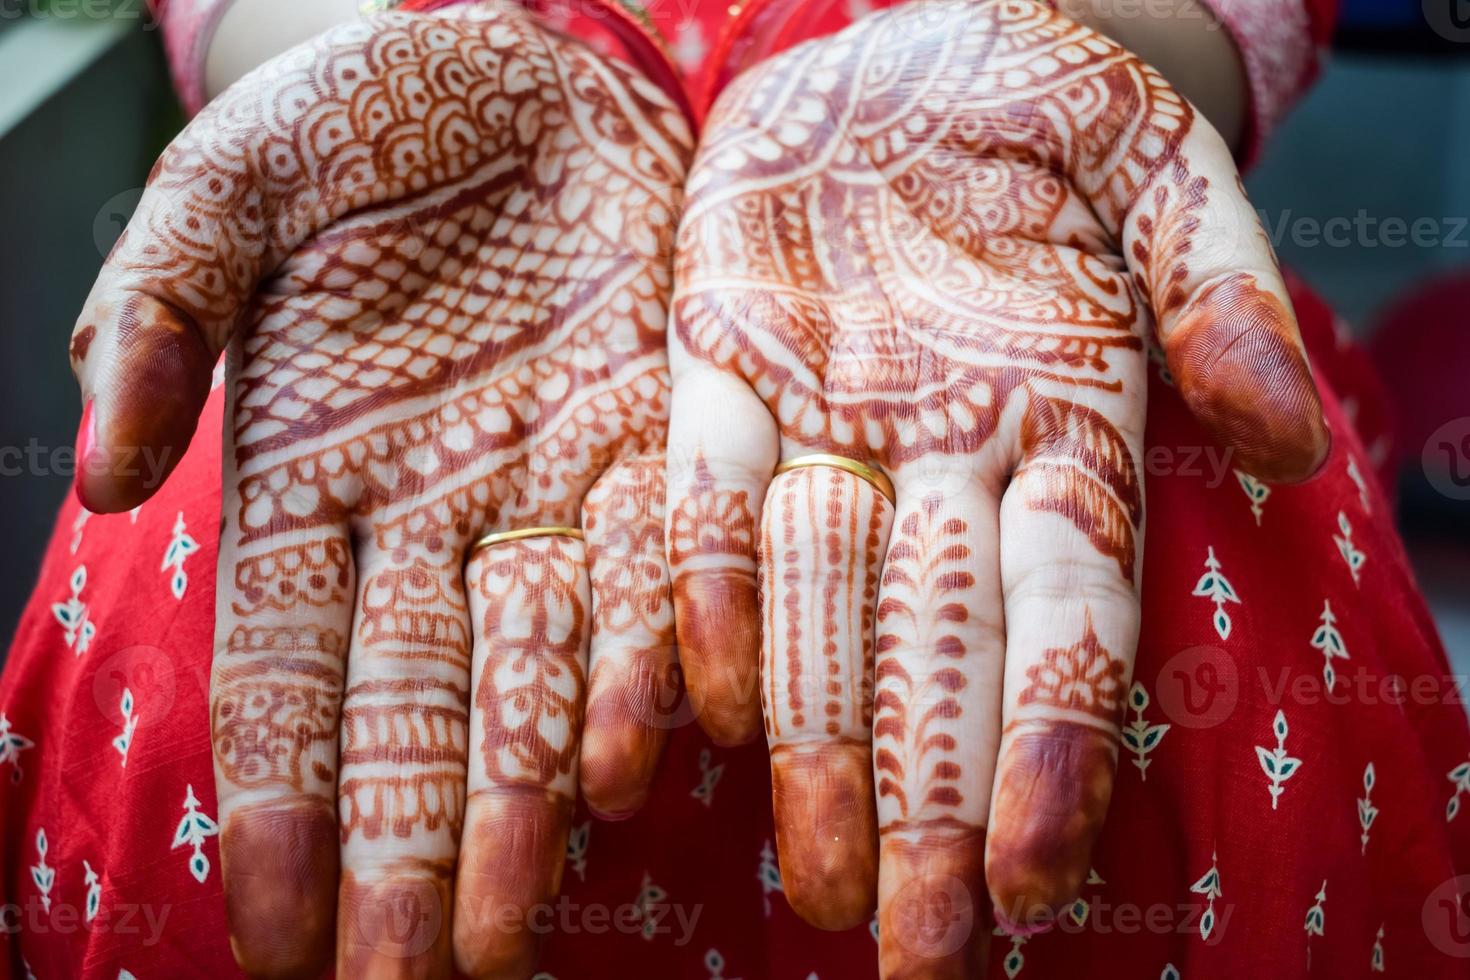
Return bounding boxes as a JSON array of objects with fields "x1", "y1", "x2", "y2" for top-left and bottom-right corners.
[
  {"x1": 580, "y1": 454, "x2": 678, "y2": 813},
  {"x1": 1013, "y1": 617, "x2": 1127, "y2": 727},
  {"x1": 108, "y1": 6, "x2": 696, "y2": 975},
  {"x1": 212, "y1": 628, "x2": 343, "y2": 788},
  {"x1": 472, "y1": 537, "x2": 587, "y2": 789},
  {"x1": 988, "y1": 619, "x2": 1126, "y2": 934},
  {"x1": 456, "y1": 534, "x2": 590, "y2": 977}
]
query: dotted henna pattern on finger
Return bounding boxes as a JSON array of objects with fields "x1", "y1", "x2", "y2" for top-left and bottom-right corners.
[{"x1": 758, "y1": 466, "x2": 886, "y2": 740}]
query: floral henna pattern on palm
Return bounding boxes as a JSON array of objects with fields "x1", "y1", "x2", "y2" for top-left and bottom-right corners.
[{"x1": 99, "y1": 6, "x2": 699, "y2": 975}]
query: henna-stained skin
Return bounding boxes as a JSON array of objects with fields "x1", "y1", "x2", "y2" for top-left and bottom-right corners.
[
  {"x1": 877, "y1": 826, "x2": 988, "y2": 980},
  {"x1": 579, "y1": 453, "x2": 678, "y2": 818},
  {"x1": 68, "y1": 3, "x2": 689, "y2": 975},
  {"x1": 457, "y1": 534, "x2": 589, "y2": 978},
  {"x1": 1165, "y1": 273, "x2": 1329, "y2": 482},
  {"x1": 221, "y1": 798, "x2": 338, "y2": 978},
  {"x1": 759, "y1": 463, "x2": 892, "y2": 927},
  {"x1": 339, "y1": 861, "x2": 453, "y2": 977},
  {"x1": 668, "y1": 0, "x2": 1328, "y2": 971},
  {"x1": 668, "y1": 453, "x2": 764, "y2": 745}
]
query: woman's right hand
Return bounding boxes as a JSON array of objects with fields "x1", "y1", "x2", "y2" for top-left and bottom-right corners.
[{"x1": 69, "y1": 3, "x2": 691, "y2": 976}]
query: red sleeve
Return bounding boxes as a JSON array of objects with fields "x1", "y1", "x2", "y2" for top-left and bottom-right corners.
[
  {"x1": 147, "y1": 0, "x2": 237, "y2": 116},
  {"x1": 1202, "y1": 0, "x2": 1339, "y2": 165}
]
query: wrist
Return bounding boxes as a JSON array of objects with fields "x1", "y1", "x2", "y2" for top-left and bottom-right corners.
[
  {"x1": 202, "y1": 0, "x2": 364, "y2": 111},
  {"x1": 1046, "y1": 0, "x2": 1248, "y2": 153}
]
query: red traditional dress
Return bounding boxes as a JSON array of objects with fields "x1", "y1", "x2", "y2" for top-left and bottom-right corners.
[{"x1": 5, "y1": 1, "x2": 1469, "y2": 977}]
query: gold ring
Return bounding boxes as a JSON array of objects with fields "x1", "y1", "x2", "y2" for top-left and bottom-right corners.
[
  {"x1": 773, "y1": 453, "x2": 895, "y2": 504},
  {"x1": 467, "y1": 526, "x2": 584, "y2": 558}
]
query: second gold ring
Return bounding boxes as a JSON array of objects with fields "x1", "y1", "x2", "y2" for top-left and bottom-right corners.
[
  {"x1": 467, "y1": 526, "x2": 583, "y2": 560},
  {"x1": 772, "y1": 453, "x2": 895, "y2": 504}
]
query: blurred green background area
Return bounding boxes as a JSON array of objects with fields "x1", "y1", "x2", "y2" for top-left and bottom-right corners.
[{"x1": 0, "y1": 3, "x2": 1466, "y2": 670}]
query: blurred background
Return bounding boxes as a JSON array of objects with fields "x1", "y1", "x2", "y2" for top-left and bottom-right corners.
[{"x1": 0, "y1": 0, "x2": 1467, "y2": 675}]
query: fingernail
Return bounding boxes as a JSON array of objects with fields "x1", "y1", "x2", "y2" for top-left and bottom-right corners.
[
  {"x1": 73, "y1": 399, "x2": 98, "y2": 509},
  {"x1": 993, "y1": 904, "x2": 1061, "y2": 938},
  {"x1": 587, "y1": 805, "x2": 637, "y2": 822}
]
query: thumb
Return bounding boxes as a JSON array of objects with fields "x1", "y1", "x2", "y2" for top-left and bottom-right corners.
[
  {"x1": 1110, "y1": 105, "x2": 1328, "y2": 483},
  {"x1": 1126, "y1": 117, "x2": 1328, "y2": 483},
  {"x1": 1060, "y1": 42, "x2": 1330, "y2": 483},
  {"x1": 69, "y1": 11, "x2": 491, "y2": 511},
  {"x1": 70, "y1": 277, "x2": 216, "y2": 513},
  {"x1": 69, "y1": 84, "x2": 322, "y2": 511}
]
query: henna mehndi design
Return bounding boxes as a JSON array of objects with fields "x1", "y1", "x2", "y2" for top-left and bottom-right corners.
[
  {"x1": 66, "y1": 6, "x2": 689, "y2": 976},
  {"x1": 669, "y1": 0, "x2": 1325, "y2": 971}
]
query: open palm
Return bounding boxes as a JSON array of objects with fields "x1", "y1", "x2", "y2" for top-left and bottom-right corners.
[
  {"x1": 667, "y1": 1, "x2": 1326, "y2": 975},
  {"x1": 69, "y1": 4, "x2": 690, "y2": 976}
]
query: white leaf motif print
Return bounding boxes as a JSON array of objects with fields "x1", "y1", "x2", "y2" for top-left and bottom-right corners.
[
  {"x1": 1192, "y1": 547, "x2": 1239, "y2": 640},
  {"x1": 171, "y1": 784, "x2": 219, "y2": 883},
  {"x1": 161, "y1": 511, "x2": 200, "y2": 600}
]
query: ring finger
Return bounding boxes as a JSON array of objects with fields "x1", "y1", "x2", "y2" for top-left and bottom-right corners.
[
  {"x1": 760, "y1": 451, "x2": 895, "y2": 929},
  {"x1": 452, "y1": 528, "x2": 591, "y2": 978}
]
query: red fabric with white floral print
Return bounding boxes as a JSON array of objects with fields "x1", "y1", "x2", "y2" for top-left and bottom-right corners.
[{"x1": 9, "y1": 1, "x2": 1470, "y2": 978}]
